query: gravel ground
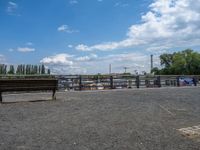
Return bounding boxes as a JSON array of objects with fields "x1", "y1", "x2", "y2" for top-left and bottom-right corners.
[{"x1": 1, "y1": 87, "x2": 200, "y2": 150}]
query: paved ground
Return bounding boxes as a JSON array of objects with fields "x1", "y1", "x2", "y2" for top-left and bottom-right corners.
[{"x1": 1, "y1": 87, "x2": 200, "y2": 150}]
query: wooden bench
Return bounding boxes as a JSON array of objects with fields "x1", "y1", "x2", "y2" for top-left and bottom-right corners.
[{"x1": 0, "y1": 79, "x2": 58, "y2": 102}]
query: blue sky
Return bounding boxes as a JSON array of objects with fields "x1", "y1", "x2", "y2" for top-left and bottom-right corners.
[{"x1": 1, "y1": 0, "x2": 200, "y2": 74}]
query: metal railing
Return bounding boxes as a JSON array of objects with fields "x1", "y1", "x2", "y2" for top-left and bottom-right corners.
[{"x1": 55, "y1": 75, "x2": 200, "y2": 91}]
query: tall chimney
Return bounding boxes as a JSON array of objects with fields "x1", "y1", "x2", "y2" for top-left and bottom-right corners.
[{"x1": 109, "y1": 64, "x2": 112, "y2": 74}]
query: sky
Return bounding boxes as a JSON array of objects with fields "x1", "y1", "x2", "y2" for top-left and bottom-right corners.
[{"x1": 0, "y1": 0, "x2": 200, "y2": 74}]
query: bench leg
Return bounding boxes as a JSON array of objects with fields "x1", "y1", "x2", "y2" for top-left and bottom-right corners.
[
  {"x1": 52, "y1": 89, "x2": 56, "y2": 100},
  {"x1": 0, "y1": 92, "x2": 2, "y2": 103}
]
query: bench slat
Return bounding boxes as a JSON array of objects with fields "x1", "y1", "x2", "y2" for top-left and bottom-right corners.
[{"x1": 0, "y1": 79, "x2": 58, "y2": 102}]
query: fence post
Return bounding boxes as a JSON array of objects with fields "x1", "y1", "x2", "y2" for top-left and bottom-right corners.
[
  {"x1": 128, "y1": 80, "x2": 132, "y2": 88},
  {"x1": 157, "y1": 76, "x2": 161, "y2": 87},
  {"x1": 0, "y1": 92, "x2": 2, "y2": 103},
  {"x1": 136, "y1": 76, "x2": 140, "y2": 88},
  {"x1": 79, "y1": 75, "x2": 82, "y2": 91},
  {"x1": 193, "y1": 77, "x2": 197, "y2": 86},
  {"x1": 110, "y1": 76, "x2": 114, "y2": 89},
  {"x1": 176, "y1": 76, "x2": 180, "y2": 87},
  {"x1": 96, "y1": 76, "x2": 99, "y2": 84}
]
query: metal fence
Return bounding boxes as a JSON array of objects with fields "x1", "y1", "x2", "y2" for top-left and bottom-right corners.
[{"x1": 56, "y1": 75, "x2": 200, "y2": 91}]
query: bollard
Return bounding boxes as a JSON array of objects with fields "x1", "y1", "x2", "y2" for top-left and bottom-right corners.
[
  {"x1": 193, "y1": 77, "x2": 197, "y2": 86},
  {"x1": 157, "y1": 76, "x2": 161, "y2": 87},
  {"x1": 0, "y1": 92, "x2": 2, "y2": 103}
]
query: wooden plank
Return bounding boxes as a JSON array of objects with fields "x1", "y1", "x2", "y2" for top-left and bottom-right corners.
[{"x1": 0, "y1": 79, "x2": 58, "y2": 102}]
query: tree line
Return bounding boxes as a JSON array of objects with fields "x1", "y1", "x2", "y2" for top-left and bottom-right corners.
[
  {"x1": 151, "y1": 49, "x2": 200, "y2": 75},
  {"x1": 0, "y1": 64, "x2": 51, "y2": 75}
]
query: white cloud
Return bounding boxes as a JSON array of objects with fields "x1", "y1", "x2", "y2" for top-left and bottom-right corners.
[
  {"x1": 75, "y1": 44, "x2": 91, "y2": 51},
  {"x1": 26, "y1": 42, "x2": 33, "y2": 46},
  {"x1": 114, "y1": 2, "x2": 129, "y2": 7},
  {"x1": 69, "y1": 0, "x2": 78, "y2": 5},
  {"x1": 40, "y1": 52, "x2": 157, "y2": 74},
  {"x1": 75, "y1": 54, "x2": 98, "y2": 62},
  {"x1": 58, "y1": 25, "x2": 78, "y2": 33},
  {"x1": 8, "y1": 48, "x2": 14, "y2": 52},
  {"x1": 40, "y1": 53, "x2": 88, "y2": 74},
  {"x1": 76, "y1": 39, "x2": 143, "y2": 51},
  {"x1": 68, "y1": 44, "x2": 73, "y2": 48},
  {"x1": 98, "y1": 0, "x2": 103, "y2": 2},
  {"x1": 17, "y1": 47, "x2": 35, "y2": 52},
  {"x1": 76, "y1": 0, "x2": 200, "y2": 52},
  {"x1": 40, "y1": 53, "x2": 73, "y2": 65},
  {"x1": 7, "y1": 2, "x2": 17, "y2": 12},
  {"x1": 146, "y1": 45, "x2": 170, "y2": 53},
  {"x1": 7, "y1": 1, "x2": 19, "y2": 16}
]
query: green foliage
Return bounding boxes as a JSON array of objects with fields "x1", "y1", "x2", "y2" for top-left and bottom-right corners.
[
  {"x1": 152, "y1": 49, "x2": 200, "y2": 75},
  {"x1": 0, "y1": 64, "x2": 7, "y2": 74},
  {"x1": 123, "y1": 72, "x2": 131, "y2": 75},
  {"x1": 47, "y1": 69, "x2": 51, "y2": 75},
  {"x1": 160, "y1": 53, "x2": 173, "y2": 68},
  {"x1": 151, "y1": 67, "x2": 160, "y2": 74},
  {"x1": 0, "y1": 64, "x2": 51, "y2": 75},
  {"x1": 41, "y1": 64, "x2": 45, "y2": 74},
  {"x1": 7, "y1": 65, "x2": 15, "y2": 74}
]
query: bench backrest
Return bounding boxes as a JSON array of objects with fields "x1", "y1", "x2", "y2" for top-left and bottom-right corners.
[{"x1": 0, "y1": 79, "x2": 58, "y2": 92}]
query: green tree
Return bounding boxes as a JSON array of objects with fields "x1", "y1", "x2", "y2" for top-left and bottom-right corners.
[
  {"x1": 154, "y1": 49, "x2": 200, "y2": 75},
  {"x1": 160, "y1": 53, "x2": 173, "y2": 68},
  {"x1": 0, "y1": 64, "x2": 7, "y2": 75},
  {"x1": 7, "y1": 65, "x2": 15, "y2": 74},
  {"x1": 47, "y1": 69, "x2": 51, "y2": 75},
  {"x1": 41, "y1": 64, "x2": 45, "y2": 74},
  {"x1": 151, "y1": 67, "x2": 160, "y2": 75}
]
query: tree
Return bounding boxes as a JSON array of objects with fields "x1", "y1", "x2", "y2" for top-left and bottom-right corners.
[
  {"x1": 7, "y1": 65, "x2": 15, "y2": 74},
  {"x1": 22, "y1": 65, "x2": 25, "y2": 74},
  {"x1": 41, "y1": 64, "x2": 45, "y2": 74},
  {"x1": 16, "y1": 65, "x2": 23, "y2": 75},
  {"x1": 47, "y1": 69, "x2": 51, "y2": 75},
  {"x1": 151, "y1": 67, "x2": 160, "y2": 75},
  {"x1": 0, "y1": 64, "x2": 51, "y2": 75},
  {"x1": 0, "y1": 64, "x2": 7, "y2": 75},
  {"x1": 34, "y1": 65, "x2": 38, "y2": 74},
  {"x1": 160, "y1": 53, "x2": 173, "y2": 68},
  {"x1": 153, "y1": 49, "x2": 200, "y2": 75}
]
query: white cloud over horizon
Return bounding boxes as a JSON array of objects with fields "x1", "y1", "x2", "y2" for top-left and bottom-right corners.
[
  {"x1": 40, "y1": 52, "x2": 160, "y2": 74},
  {"x1": 76, "y1": 0, "x2": 200, "y2": 52},
  {"x1": 40, "y1": 53, "x2": 86, "y2": 74},
  {"x1": 40, "y1": 53, "x2": 74, "y2": 66}
]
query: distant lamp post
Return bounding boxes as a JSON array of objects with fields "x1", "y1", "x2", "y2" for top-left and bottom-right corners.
[{"x1": 123, "y1": 67, "x2": 129, "y2": 73}]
